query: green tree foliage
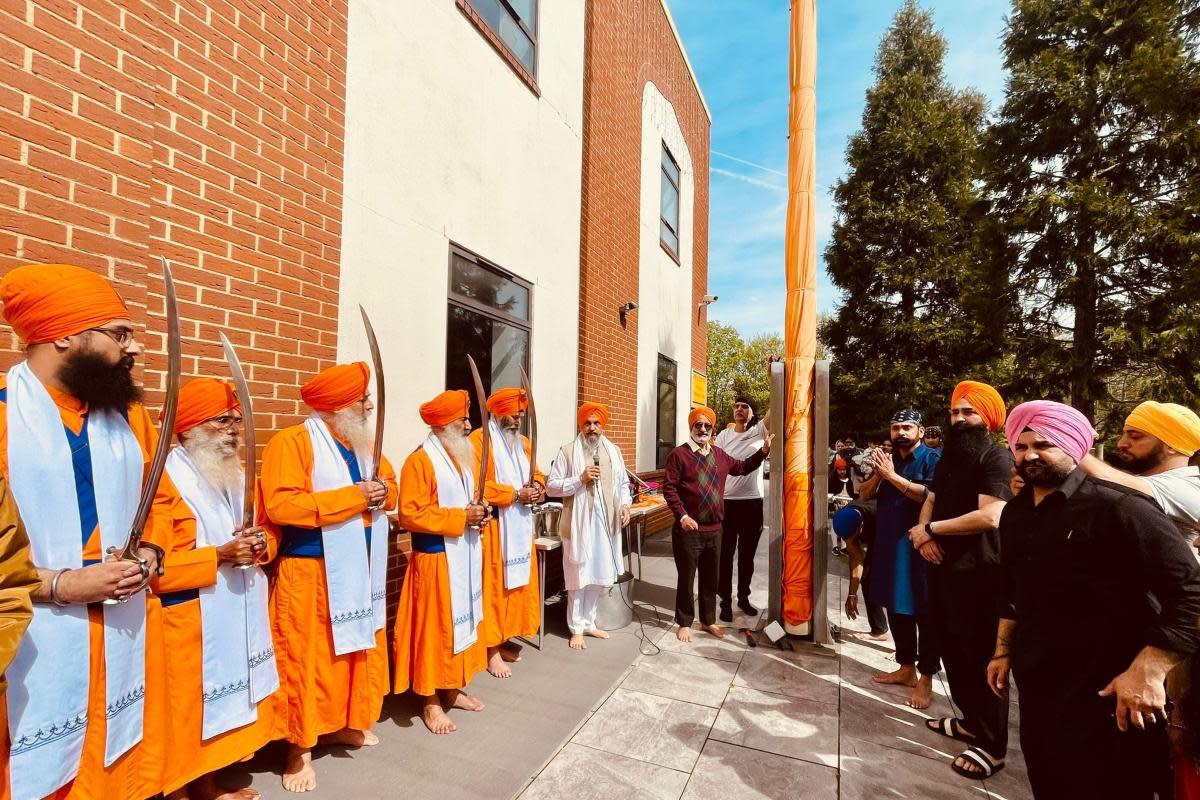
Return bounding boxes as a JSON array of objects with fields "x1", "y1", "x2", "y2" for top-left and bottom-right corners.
[
  {"x1": 823, "y1": 1, "x2": 1011, "y2": 439},
  {"x1": 705, "y1": 322, "x2": 785, "y2": 428},
  {"x1": 988, "y1": 0, "x2": 1200, "y2": 429}
]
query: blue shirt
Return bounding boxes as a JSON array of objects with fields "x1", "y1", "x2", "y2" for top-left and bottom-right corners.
[{"x1": 870, "y1": 443, "x2": 941, "y2": 614}]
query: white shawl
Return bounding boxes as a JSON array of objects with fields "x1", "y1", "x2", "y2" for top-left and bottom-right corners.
[
  {"x1": 304, "y1": 416, "x2": 388, "y2": 656},
  {"x1": 5, "y1": 362, "x2": 145, "y2": 800},
  {"x1": 548, "y1": 434, "x2": 630, "y2": 565},
  {"x1": 164, "y1": 447, "x2": 278, "y2": 740},
  {"x1": 421, "y1": 435, "x2": 484, "y2": 654},
  {"x1": 487, "y1": 420, "x2": 534, "y2": 589}
]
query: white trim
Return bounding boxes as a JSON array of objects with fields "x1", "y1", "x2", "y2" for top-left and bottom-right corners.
[{"x1": 657, "y1": 0, "x2": 712, "y2": 121}]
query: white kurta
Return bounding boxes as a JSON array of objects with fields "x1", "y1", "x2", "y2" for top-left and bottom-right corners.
[{"x1": 546, "y1": 435, "x2": 632, "y2": 591}]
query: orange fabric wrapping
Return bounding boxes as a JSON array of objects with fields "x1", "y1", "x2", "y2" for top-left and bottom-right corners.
[
  {"x1": 469, "y1": 429, "x2": 542, "y2": 647},
  {"x1": 392, "y1": 448, "x2": 487, "y2": 695},
  {"x1": 782, "y1": 0, "x2": 819, "y2": 627}
]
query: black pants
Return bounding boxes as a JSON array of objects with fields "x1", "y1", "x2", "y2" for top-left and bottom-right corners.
[
  {"x1": 673, "y1": 525, "x2": 720, "y2": 627},
  {"x1": 718, "y1": 498, "x2": 763, "y2": 608},
  {"x1": 889, "y1": 610, "x2": 940, "y2": 676},
  {"x1": 940, "y1": 624, "x2": 1008, "y2": 758},
  {"x1": 860, "y1": 556, "x2": 889, "y2": 636}
]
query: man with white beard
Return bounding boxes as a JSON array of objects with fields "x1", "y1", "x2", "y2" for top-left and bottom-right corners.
[
  {"x1": 260, "y1": 363, "x2": 398, "y2": 792},
  {"x1": 470, "y1": 388, "x2": 545, "y2": 679},
  {"x1": 546, "y1": 402, "x2": 633, "y2": 652},
  {"x1": 152, "y1": 377, "x2": 278, "y2": 800},
  {"x1": 393, "y1": 389, "x2": 490, "y2": 734}
]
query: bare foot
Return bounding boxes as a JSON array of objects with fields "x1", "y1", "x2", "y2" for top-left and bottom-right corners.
[
  {"x1": 487, "y1": 647, "x2": 513, "y2": 678},
  {"x1": 854, "y1": 630, "x2": 890, "y2": 641},
  {"x1": 873, "y1": 665, "x2": 918, "y2": 687},
  {"x1": 584, "y1": 629, "x2": 610, "y2": 639},
  {"x1": 443, "y1": 689, "x2": 486, "y2": 712},
  {"x1": 703, "y1": 624, "x2": 725, "y2": 639},
  {"x1": 906, "y1": 674, "x2": 934, "y2": 709},
  {"x1": 421, "y1": 700, "x2": 456, "y2": 735},
  {"x1": 499, "y1": 642, "x2": 522, "y2": 662},
  {"x1": 319, "y1": 727, "x2": 378, "y2": 747},
  {"x1": 191, "y1": 774, "x2": 262, "y2": 800},
  {"x1": 282, "y1": 746, "x2": 316, "y2": 793},
  {"x1": 676, "y1": 626, "x2": 693, "y2": 643},
  {"x1": 569, "y1": 634, "x2": 587, "y2": 650}
]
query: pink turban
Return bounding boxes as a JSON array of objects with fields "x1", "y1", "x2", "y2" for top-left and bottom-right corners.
[{"x1": 1005, "y1": 400, "x2": 1096, "y2": 461}]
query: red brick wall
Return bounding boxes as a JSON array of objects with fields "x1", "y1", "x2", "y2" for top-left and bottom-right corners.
[
  {"x1": 577, "y1": 0, "x2": 710, "y2": 463},
  {"x1": 0, "y1": 0, "x2": 349, "y2": 436}
]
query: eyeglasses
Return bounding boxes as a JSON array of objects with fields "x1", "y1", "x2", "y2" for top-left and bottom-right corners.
[
  {"x1": 88, "y1": 326, "x2": 135, "y2": 346},
  {"x1": 206, "y1": 415, "x2": 244, "y2": 430},
  {"x1": 692, "y1": 423, "x2": 713, "y2": 431}
]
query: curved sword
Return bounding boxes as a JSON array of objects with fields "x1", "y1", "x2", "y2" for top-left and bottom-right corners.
[
  {"x1": 219, "y1": 332, "x2": 256, "y2": 529},
  {"x1": 466, "y1": 355, "x2": 490, "y2": 509},
  {"x1": 519, "y1": 367, "x2": 536, "y2": 488},
  {"x1": 360, "y1": 305, "x2": 385, "y2": 483},
  {"x1": 106, "y1": 257, "x2": 181, "y2": 601}
]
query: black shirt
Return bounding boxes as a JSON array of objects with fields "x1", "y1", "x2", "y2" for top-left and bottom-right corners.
[
  {"x1": 1000, "y1": 469, "x2": 1200, "y2": 699},
  {"x1": 930, "y1": 441, "x2": 1014, "y2": 573}
]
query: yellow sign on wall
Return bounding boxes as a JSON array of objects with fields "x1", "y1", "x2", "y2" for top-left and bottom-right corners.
[{"x1": 691, "y1": 371, "x2": 707, "y2": 406}]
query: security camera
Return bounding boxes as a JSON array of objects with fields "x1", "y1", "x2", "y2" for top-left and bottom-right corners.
[
  {"x1": 620, "y1": 302, "x2": 638, "y2": 313},
  {"x1": 700, "y1": 295, "x2": 718, "y2": 305}
]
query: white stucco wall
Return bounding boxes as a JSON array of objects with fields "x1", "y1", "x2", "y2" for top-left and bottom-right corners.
[
  {"x1": 336, "y1": 1, "x2": 585, "y2": 468},
  {"x1": 635, "y1": 82, "x2": 696, "y2": 471}
]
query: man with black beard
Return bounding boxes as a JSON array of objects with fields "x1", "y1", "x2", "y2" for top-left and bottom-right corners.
[
  {"x1": 0, "y1": 262, "x2": 170, "y2": 800},
  {"x1": 989, "y1": 401, "x2": 1200, "y2": 797},
  {"x1": 858, "y1": 409, "x2": 941, "y2": 709},
  {"x1": 908, "y1": 381, "x2": 1013, "y2": 779}
]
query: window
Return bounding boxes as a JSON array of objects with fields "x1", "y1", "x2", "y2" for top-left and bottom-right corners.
[
  {"x1": 660, "y1": 144, "x2": 681, "y2": 259},
  {"x1": 446, "y1": 246, "x2": 532, "y2": 430},
  {"x1": 655, "y1": 354, "x2": 678, "y2": 469},
  {"x1": 462, "y1": 0, "x2": 538, "y2": 77}
]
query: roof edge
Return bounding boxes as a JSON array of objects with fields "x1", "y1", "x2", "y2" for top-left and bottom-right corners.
[{"x1": 658, "y1": 0, "x2": 713, "y2": 123}]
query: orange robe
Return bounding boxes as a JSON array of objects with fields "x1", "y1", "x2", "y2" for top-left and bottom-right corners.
[
  {"x1": 0, "y1": 376, "x2": 170, "y2": 800},
  {"x1": 392, "y1": 447, "x2": 487, "y2": 696},
  {"x1": 259, "y1": 422, "x2": 397, "y2": 749},
  {"x1": 469, "y1": 429, "x2": 544, "y2": 648},
  {"x1": 150, "y1": 470, "x2": 281, "y2": 794},
  {"x1": 0, "y1": 477, "x2": 37, "y2": 800}
]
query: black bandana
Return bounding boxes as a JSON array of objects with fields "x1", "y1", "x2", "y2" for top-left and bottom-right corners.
[{"x1": 891, "y1": 408, "x2": 922, "y2": 425}]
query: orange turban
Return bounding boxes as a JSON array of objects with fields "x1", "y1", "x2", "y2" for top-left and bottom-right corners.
[
  {"x1": 951, "y1": 380, "x2": 1006, "y2": 432},
  {"x1": 420, "y1": 389, "x2": 470, "y2": 427},
  {"x1": 486, "y1": 388, "x2": 528, "y2": 417},
  {"x1": 577, "y1": 402, "x2": 609, "y2": 429},
  {"x1": 688, "y1": 406, "x2": 716, "y2": 427},
  {"x1": 1126, "y1": 401, "x2": 1200, "y2": 456},
  {"x1": 0, "y1": 263, "x2": 130, "y2": 344},
  {"x1": 300, "y1": 362, "x2": 370, "y2": 413},
  {"x1": 173, "y1": 378, "x2": 240, "y2": 435}
]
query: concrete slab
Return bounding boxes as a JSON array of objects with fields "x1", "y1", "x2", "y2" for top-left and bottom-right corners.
[
  {"x1": 680, "y1": 739, "x2": 838, "y2": 800},
  {"x1": 572, "y1": 687, "x2": 716, "y2": 772},
  {"x1": 621, "y1": 650, "x2": 739, "y2": 709},
  {"x1": 519, "y1": 742, "x2": 689, "y2": 800},
  {"x1": 709, "y1": 685, "x2": 839, "y2": 768}
]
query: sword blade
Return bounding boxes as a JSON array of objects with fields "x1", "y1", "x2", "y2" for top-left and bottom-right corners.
[
  {"x1": 360, "y1": 305, "x2": 385, "y2": 482},
  {"x1": 122, "y1": 257, "x2": 182, "y2": 556},
  {"x1": 519, "y1": 367, "x2": 536, "y2": 486},
  {"x1": 466, "y1": 355, "x2": 489, "y2": 506},
  {"x1": 219, "y1": 332, "x2": 257, "y2": 529}
]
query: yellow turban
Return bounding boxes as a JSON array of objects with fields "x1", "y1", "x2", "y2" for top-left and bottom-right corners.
[
  {"x1": 1, "y1": 263, "x2": 130, "y2": 344},
  {"x1": 1126, "y1": 401, "x2": 1200, "y2": 456},
  {"x1": 951, "y1": 380, "x2": 1006, "y2": 432}
]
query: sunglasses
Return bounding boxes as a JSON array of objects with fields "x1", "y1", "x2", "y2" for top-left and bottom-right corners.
[{"x1": 692, "y1": 423, "x2": 713, "y2": 431}]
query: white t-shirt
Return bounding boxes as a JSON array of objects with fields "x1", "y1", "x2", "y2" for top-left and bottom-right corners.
[
  {"x1": 1143, "y1": 466, "x2": 1200, "y2": 556},
  {"x1": 715, "y1": 420, "x2": 765, "y2": 500}
]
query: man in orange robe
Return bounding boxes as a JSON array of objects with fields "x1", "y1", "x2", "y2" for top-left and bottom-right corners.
[
  {"x1": 153, "y1": 378, "x2": 279, "y2": 800},
  {"x1": 260, "y1": 362, "x2": 397, "y2": 793},
  {"x1": 0, "y1": 262, "x2": 170, "y2": 800},
  {"x1": 0, "y1": 478, "x2": 38, "y2": 800},
  {"x1": 394, "y1": 390, "x2": 490, "y2": 734},
  {"x1": 470, "y1": 388, "x2": 545, "y2": 678}
]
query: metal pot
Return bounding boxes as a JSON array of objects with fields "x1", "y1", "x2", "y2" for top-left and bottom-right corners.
[{"x1": 534, "y1": 502, "x2": 563, "y2": 539}]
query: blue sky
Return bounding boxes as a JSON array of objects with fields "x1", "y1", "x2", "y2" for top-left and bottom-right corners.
[{"x1": 668, "y1": 0, "x2": 1011, "y2": 337}]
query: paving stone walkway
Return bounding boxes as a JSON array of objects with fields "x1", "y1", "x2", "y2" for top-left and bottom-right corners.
[{"x1": 516, "y1": 526, "x2": 1035, "y2": 800}]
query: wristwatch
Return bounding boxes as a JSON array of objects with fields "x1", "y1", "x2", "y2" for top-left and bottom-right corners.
[{"x1": 924, "y1": 522, "x2": 935, "y2": 536}]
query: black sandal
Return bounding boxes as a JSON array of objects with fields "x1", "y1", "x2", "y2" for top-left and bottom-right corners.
[
  {"x1": 951, "y1": 746, "x2": 1005, "y2": 779},
  {"x1": 925, "y1": 717, "x2": 977, "y2": 744}
]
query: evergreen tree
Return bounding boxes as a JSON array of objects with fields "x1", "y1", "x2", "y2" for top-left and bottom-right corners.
[
  {"x1": 988, "y1": 0, "x2": 1200, "y2": 427},
  {"x1": 824, "y1": 1, "x2": 1008, "y2": 438}
]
